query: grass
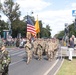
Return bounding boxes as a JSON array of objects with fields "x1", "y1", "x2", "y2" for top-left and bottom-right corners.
[{"x1": 56, "y1": 58, "x2": 76, "y2": 75}]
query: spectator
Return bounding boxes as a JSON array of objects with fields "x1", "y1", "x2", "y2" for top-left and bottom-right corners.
[{"x1": 68, "y1": 37, "x2": 74, "y2": 61}]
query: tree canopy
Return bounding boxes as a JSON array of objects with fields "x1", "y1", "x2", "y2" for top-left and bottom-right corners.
[{"x1": 0, "y1": 0, "x2": 51, "y2": 38}]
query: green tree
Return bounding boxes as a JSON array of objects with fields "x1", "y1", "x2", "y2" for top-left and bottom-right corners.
[
  {"x1": 56, "y1": 23, "x2": 76, "y2": 39},
  {"x1": 1, "y1": 0, "x2": 21, "y2": 37},
  {"x1": 46, "y1": 24, "x2": 51, "y2": 38},
  {"x1": 46, "y1": 24, "x2": 51, "y2": 31}
]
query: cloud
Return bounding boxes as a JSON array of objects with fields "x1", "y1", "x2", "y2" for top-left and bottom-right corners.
[
  {"x1": 33, "y1": 9, "x2": 74, "y2": 37},
  {"x1": 71, "y1": 3, "x2": 76, "y2": 9},
  {"x1": 16, "y1": 0, "x2": 51, "y2": 14},
  {"x1": 1, "y1": 0, "x2": 76, "y2": 37}
]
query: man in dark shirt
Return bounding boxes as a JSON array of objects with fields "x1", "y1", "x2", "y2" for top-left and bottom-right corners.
[{"x1": 68, "y1": 37, "x2": 74, "y2": 61}]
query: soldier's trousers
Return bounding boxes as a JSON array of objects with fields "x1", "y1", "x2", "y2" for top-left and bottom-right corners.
[{"x1": 2, "y1": 66, "x2": 8, "y2": 75}]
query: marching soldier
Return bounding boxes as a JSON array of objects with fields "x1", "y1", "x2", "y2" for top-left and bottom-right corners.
[
  {"x1": 24, "y1": 39, "x2": 32, "y2": 64},
  {"x1": 32, "y1": 39, "x2": 38, "y2": 56},
  {"x1": 0, "y1": 45, "x2": 4, "y2": 75},
  {"x1": 1, "y1": 44, "x2": 11, "y2": 75}
]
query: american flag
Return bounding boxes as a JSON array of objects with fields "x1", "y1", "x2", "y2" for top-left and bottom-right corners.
[{"x1": 27, "y1": 16, "x2": 36, "y2": 36}]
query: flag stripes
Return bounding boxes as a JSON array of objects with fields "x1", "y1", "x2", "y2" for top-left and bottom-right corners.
[
  {"x1": 27, "y1": 24, "x2": 36, "y2": 34},
  {"x1": 27, "y1": 16, "x2": 36, "y2": 36}
]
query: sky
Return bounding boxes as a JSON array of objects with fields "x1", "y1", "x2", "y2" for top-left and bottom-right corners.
[{"x1": 1, "y1": 0, "x2": 76, "y2": 37}]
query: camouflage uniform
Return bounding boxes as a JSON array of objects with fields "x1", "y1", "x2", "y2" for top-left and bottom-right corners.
[
  {"x1": 32, "y1": 39, "x2": 38, "y2": 55},
  {"x1": 45, "y1": 39, "x2": 55, "y2": 61},
  {"x1": 1, "y1": 45, "x2": 11, "y2": 75},
  {"x1": 24, "y1": 40, "x2": 32, "y2": 64},
  {"x1": 16, "y1": 38, "x2": 20, "y2": 47},
  {"x1": 0, "y1": 50, "x2": 4, "y2": 75},
  {"x1": 36, "y1": 44, "x2": 43, "y2": 60},
  {"x1": 0, "y1": 39, "x2": 4, "y2": 75}
]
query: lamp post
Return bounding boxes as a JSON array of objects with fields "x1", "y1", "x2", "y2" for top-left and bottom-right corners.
[
  {"x1": 64, "y1": 23, "x2": 69, "y2": 46},
  {"x1": 8, "y1": 19, "x2": 12, "y2": 36}
]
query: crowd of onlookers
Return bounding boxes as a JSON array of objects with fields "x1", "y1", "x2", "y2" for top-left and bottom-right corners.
[{"x1": 1, "y1": 37, "x2": 27, "y2": 48}]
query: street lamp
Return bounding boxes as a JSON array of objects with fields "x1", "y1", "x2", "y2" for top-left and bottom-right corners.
[
  {"x1": 7, "y1": 19, "x2": 12, "y2": 35},
  {"x1": 64, "y1": 23, "x2": 69, "y2": 46},
  {"x1": 65, "y1": 23, "x2": 69, "y2": 36}
]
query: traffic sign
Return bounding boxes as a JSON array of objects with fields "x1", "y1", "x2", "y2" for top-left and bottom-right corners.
[{"x1": 72, "y1": 10, "x2": 76, "y2": 16}]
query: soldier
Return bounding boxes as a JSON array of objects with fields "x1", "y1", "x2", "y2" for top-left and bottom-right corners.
[
  {"x1": 1, "y1": 44, "x2": 11, "y2": 75},
  {"x1": 47, "y1": 39, "x2": 53, "y2": 61},
  {"x1": 16, "y1": 38, "x2": 20, "y2": 47},
  {"x1": 52, "y1": 38, "x2": 58, "y2": 58},
  {"x1": 0, "y1": 45, "x2": 4, "y2": 75},
  {"x1": 24, "y1": 39, "x2": 32, "y2": 64},
  {"x1": 36, "y1": 43, "x2": 43, "y2": 60},
  {"x1": 32, "y1": 39, "x2": 38, "y2": 56}
]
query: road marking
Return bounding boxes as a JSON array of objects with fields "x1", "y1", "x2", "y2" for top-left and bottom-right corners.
[
  {"x1": 9, "y1": 50, "x2": 20, "y2": 53},
  {"x1": 44, "y1": 59, "x2": 59, "y2": 75},
  {"x1": 10, "y1": 59, "x2": 24, "y2": 66},
  {"x1": 11, "y1": 51, "x2": 24, "y2": 56},
  {"x1": 53, "y1": 59, "x2": 64, "y2": 75},
  {"x1": 18, "y1": 53, "x2": 26, "y2": 56}
]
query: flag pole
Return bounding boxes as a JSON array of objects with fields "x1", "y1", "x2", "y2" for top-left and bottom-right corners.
[
  {"x1": 37, "y1": 15, "x2": 40, "y2": 38},
  {"x1": 26, "y1": 13, "x2": 31, "y2": 40}
]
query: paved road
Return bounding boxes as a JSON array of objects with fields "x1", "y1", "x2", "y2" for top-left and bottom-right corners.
[
  {"x1": 6, "y1": 47, "x2": 60, "y2": 75},
  {"x1": 5, "y1": 45, "x2": 76, "y2": 75}
]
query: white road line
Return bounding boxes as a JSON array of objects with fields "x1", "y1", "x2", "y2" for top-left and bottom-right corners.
[
  {"x1": 11, "y1": 51, "x2": 24, "y2": 56},
  {"x1": 44, "y1": 59, "x2": 59, "y2": 75},
  {"x1": 53, "y1": 59, "x2": 64, "y2": 75},
  {"x1": 10, "y1": 50, "x2": 23, "y2": 54},
  {"x1": 18, "y1": 53, "x2": 26, "y2": 56},
  {"x1": 10, "y1": 59, "x2": 24, "y2": 66}
]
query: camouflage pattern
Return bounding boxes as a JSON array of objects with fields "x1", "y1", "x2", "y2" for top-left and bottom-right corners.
[
  {"x1": 24, "y1": 38, "x2": 59, "y2": 63},
  {"x1": 36, "y1": 44, "x2": 43, "y2": 60},
  {"x1": 0, "y1": 39, "x2": 4, "y2": 75},
  {"x1": 1, "y1": 45, "x2": 11, "y2": 75},
  {"x1": 32, "y1": 39, "x2": 38, "y2": 55},
  {"x1": 44, "y1": 39, "x2": 58, "y2": 61},
  {"x1": 24, "y1": 40, "x2": 32, "y2": 64},
  {"x1": 0, "y1": 50, "x2": 4, "y2": 75}
]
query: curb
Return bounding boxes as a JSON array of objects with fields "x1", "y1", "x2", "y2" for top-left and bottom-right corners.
[
  {"x1": 53, "y1": 58, "x2": 64, "y2": 75},
  {"x1": 44, "y1": 59, "x2": 59, "y2": 75}
]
